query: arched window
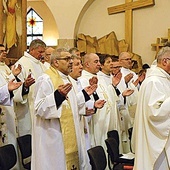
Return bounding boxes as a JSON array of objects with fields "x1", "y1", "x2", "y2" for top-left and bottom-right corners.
[{"x1": 27, "y1": 8, "x2": 43, "y2": 47}]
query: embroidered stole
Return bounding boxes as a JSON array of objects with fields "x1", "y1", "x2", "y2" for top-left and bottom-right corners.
[{"x1": 45, "y1": 67, "x2": 79, "y2": 170}]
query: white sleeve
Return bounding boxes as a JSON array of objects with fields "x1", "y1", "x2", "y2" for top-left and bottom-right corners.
[
  {"x1": 34, "y1": 75, "x2": 62, "y2": 119},
  {"x1": 0, "y1": 84, "x2": 13, "y2": 106}
]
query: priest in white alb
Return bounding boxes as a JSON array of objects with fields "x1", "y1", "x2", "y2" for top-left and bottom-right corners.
[
  {"x1": 14, "y1": 39, "x2": 46, "y2": 136},
  {"x1": 132, "y1": 46, "x2": 170, "y2": 170},
  {"x1": 31, "y1": 48, "x2": 96, "y2": 170}
]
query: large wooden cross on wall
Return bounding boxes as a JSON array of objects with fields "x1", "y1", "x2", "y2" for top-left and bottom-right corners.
[{"x1": 108, "y1": 0, "x2": 155, "y2": 52}]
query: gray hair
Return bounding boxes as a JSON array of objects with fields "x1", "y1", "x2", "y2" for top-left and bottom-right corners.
[
  {"x1": 29, "y1": 39, "x2": 46, "y2": 51},
  {"x1": 50, "y1": 47, "x2": 69, "y2": 64},
  {"x1": 157, "y1": 46, "x2": 170, "y2": 63}
]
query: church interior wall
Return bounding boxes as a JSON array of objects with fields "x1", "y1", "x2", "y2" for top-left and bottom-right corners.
[
  {"x1": 28, "y1": 0, "x2": 170, "y2": 65},
  {"x1": 78, "y1": 0, "x2": 170, "y2": 65},
  {"x1": 41, "y1": 0, "x2": 89, "y2": 39},
  {"x1": 133, "y1": 0, "x2": 170, "y2": 65}
]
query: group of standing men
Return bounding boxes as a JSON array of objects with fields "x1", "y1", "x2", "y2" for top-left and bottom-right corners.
[{"x1": 0, "y1": 38, "x2": 169, "y2": 170}]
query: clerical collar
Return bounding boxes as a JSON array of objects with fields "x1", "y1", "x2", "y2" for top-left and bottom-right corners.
[
  {"x1": 0, "y1": 62, "x2": 5, "y2": 66},
  {"x1": 82, "y1": 70, "x2": 97, "y2": 77},
  {"x1": 98, "y1": 71, "x2": 111, "y2": 77},
  {"x1": 24, "y1": 51, "x2": 40, "y2": 64},
  {"x1": 157, "y1": 67, "x2": 170, "y2": 80},
  {"x1": 121, "y1": 67, "x2": 129, "y2": 71},
  {"x1": 57, "y1": 70, "x2": 69, "y2": 80}
]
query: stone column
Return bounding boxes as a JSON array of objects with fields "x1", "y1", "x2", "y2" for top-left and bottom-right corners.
[{"x1": 57, "y1": 39, "x2": 76, "y2": 49}]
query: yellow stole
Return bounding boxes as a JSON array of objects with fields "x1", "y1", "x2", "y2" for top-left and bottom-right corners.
[{"x1": 45, "y1": 67, "x2": 79, "y2": 170}]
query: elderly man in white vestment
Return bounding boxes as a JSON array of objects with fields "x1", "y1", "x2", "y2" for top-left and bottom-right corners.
[
  {"x1": 32, "y1": 48, "x2": 98, "y2": 170},
  {"x1": 69, "y1": 54, "x2": 106, "y2": 170},
  {"x1": 117, "y1": 52, "x2": 145, "y2": 153},
  {"x1": 132, "y1": 46, "x2": 170, "y2": 170},
  {"x1": 79, "y1": 53, "x2": 122, "y2": 154},
  {"x1": 14, "y1": 39, "x2": 46, "y2": 136}
]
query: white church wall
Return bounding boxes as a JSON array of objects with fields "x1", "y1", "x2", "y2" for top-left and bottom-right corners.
[
  {"x1": 78, "y1": 0, "x2": 170, "y2": 65},
  {"x1": 28, "y1": 0, "x2": 170, "y2": 65},
  {"x1": 133, "y1": 0, "x2": 170, "y2": 64},
  {"x1": 44, "y1": 0, "x2": 89, "y2": 39}
]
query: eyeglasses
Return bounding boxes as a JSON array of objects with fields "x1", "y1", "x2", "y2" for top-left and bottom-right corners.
[{"x1": 56, "y1": 56, "x2": 73, "y2": 62}]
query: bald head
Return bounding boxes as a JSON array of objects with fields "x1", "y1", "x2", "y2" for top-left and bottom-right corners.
[
  {"x1": 119, "y1": 52, "x2": 131, "y2": 60},
  {"x1": 44, "y1": 47, "x2": 55, "y2": 63},
  {"x1": 119, "y1": 52, "x2": 132, "y2": 69},
  {"x1": 82, "y1": 53, "x2": 101, "y2": 74}
]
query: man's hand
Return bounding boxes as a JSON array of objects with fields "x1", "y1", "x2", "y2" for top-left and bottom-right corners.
[
  {"x1": 122, "y1": 89, "x2": 134, "y2": 97},
  {"x1": 112, "y1": 72, "x2": 122, "y2": 87},
  {"x1": 8, "y1": 79, "x2": 22, "y2": 91},
  {"x1": 132, "y1": 71, "x2": 146, "y2": 87},
  {"x1": 58, "y1": 83, "x2": 72, "y2": 97},
  {"x1": 138, "y1": 71, "x2": 146, "y2": 83},
  {"x1": 85, "y1": 108, "x2": 95, "y2": 116},
  {"x1": 11, "y1": 64, "x2": 22, "y2": 76},
  {"x1": 124, "y1": 73, "x2": 133, "y2": 83},
  {"x1": 94, "y1": 99, "x2": 106, "y2": 109},
  {"x1": 24, "y1": 74, "x2": 35, "y2": 88},
  {"x1": 89, "y1": 76, "x2": 98, "y2": 86},
  {"x1": 84, "y1": 84, "x2": 97, "y2": 96}
]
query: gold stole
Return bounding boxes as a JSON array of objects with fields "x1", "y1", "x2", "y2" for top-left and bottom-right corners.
[{"x1": 45, "y1": 67, "x2": 79, "y2": 170}]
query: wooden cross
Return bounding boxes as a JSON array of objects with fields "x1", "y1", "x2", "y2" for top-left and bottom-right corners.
[
  {"x1": 151, "y1": 28, "x2": 170, "y2": 57},
  {"x1": 151, "y1": 38, "x2": 164, "y2": 55},
  {"x1": 108, "y1": 0, "x2": 155, "y2": 52}
]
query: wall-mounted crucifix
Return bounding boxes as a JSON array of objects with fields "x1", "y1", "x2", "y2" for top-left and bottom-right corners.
[{"x1": 108, "y1": 0, "x2": 155, "y2": 52}]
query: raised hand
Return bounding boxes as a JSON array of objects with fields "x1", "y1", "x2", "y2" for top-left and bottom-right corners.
[
  {"x1": 24, "y1": 74, "x2": 35, "y2": 87},
  {"x1": 11, "y1": 64, "x2": 22, "y2": 76},
  {"x1": 124, "y1": 73, "x2": 133, "y2": 83},
  {"x1": 94, "y1": 99, "x2": 106, "y2": 109},
  {"x1": 122, "y1": 89, "x2": 134, "y2": 97},
  {"x1": 132, "y1": 71, "x2": 146, "y2": 86},
  {"x1": 84, "y1": 84, "x2": 97, "y2": 96},
  {"x1": 138, "y1": 71, "x2": 146, "y2": 83},
  {"x1": 89, "y1": 76, "x2": 98, "y2": 86},
  {"x1": 58, "y1": 83, "x2": 72, "y2": 97},
  {"x1": 8, "y1": 79, "x2": 22, "y2": 91},
  {"x1": 112, "y1": 71, "x2": 122, "y2": 87}
]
